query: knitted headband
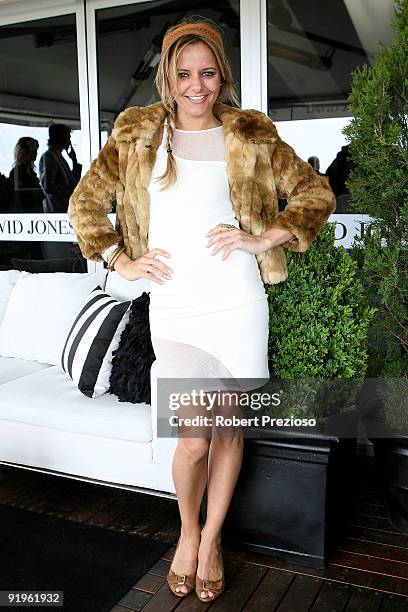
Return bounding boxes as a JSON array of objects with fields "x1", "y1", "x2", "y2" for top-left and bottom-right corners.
[{"x1": 161, "y1": 22, "x2": 224, "y2": 55}]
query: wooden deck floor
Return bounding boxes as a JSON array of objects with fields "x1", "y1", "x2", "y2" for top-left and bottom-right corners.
[{"x1": 1, "y1": 454, "x2": 407, "y2": 611}]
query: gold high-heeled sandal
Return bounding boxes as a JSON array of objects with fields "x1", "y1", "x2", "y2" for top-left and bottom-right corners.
[
  {"x1": 166, "y1": 537, "x2": 196, "y2": 598},
  {"x1": 195, "y1": 546, "x2": 225, "y2": 602}
]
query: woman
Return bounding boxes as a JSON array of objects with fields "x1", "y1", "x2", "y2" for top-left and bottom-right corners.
[
  {"x1": 68, "y1": 16, "x2": 335, "y2": 602},
  {"x1": 9, "y1": 137, "x2": 43, "y2": 213},
  {"x1": 8, "y1": 137, "x2": 44, "y2": 261}
]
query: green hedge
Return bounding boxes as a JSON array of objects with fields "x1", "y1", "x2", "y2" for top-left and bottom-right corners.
[{"x1": 264, "y1": 223, "x2": 375, "y2": 420}]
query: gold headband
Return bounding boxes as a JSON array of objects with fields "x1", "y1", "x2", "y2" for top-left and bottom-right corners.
[{"x1": 161, "y1": 22, "x2": 224, "y2": 55}]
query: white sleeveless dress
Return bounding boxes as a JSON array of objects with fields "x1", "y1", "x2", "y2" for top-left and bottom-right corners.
[{"x1": 147, "y1": 122, "x2": 269, "y2": 389}]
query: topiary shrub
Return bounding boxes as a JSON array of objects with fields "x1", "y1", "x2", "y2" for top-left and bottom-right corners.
[
  {"x1": 343, "y1": 0, "x2": 408, "y2": 430},
  {"x1": 264, "y1": 223, "x2": 376, "y2": 424}
]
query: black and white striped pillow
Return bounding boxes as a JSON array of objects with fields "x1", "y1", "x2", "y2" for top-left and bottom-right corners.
[{"x1": 61, "y1": 286, "x2": 131, "y2": 398}]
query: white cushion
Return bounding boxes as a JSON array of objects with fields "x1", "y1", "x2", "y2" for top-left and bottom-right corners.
[
  {"x1": 0, "y1": 366, "x2": 152, "y2": 442},
  {"x1": 105, "y1": 271, "x2": 150, "y2": 301},
  {"x1": 0, "y1": 270, "x2": 28, "y2": 324},
  {"x1": 0, "y1": 270, "x2": 107, "y2": 365},
  {"x1": 0, "y1": 356, "x2": 51, "y2": 385},
  {"x1": 61, "y1": 286, "x2": 131, "y2": 398}
]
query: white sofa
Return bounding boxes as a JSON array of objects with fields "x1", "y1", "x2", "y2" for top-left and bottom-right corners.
[{"x1": 0, "y1": 269, "x2": 177, "y2": 496}]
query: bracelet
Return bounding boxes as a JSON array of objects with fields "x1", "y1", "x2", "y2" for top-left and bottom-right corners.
[
  {"x1": 107, "y1": 246, "x2": 126, "y2": 271},
  {"x1": 101, "y1": 243, "x2": 120, "y2": 263},
  {"x1": 108, "y1": 246, "x2": 125, "y2": 271},
  {"x1": 108, "y1": 247, "x2": 125, "y2": 271}
]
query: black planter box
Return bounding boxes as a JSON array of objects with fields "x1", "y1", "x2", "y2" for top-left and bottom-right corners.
[
  {"x1": 362, "y1": 412, "x2": 408, "y2": 535},
  {"x1": 202, "y1": 432, "x2": 357, "y2": 569},
  {"x1": 371, "y1": 436, "x2": 408, "y2": 535}
]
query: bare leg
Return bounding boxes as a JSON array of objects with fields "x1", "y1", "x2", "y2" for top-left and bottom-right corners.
[
  {"x1": 197, "y1": 393, "x2": 244, "y2": 599},
  {"x1": 171, "y1": 435, "x2": 210, "y2": 593}
]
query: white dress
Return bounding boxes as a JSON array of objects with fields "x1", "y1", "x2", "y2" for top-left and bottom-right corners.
[{"x1": 147, "y1": 122, "x2": 269, "y2": 390}]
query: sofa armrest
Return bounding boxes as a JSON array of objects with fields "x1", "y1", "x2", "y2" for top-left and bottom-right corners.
[{"x1": 150, "y1": 360, "x2": 177, "y2": 467}]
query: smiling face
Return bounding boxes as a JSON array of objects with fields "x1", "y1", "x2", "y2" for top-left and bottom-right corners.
[{"x1": 168, "y1": 41, "x2": 222, "y2": 126}]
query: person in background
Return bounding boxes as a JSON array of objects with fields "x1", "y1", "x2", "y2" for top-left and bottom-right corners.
[
  {"x1": 39, "y1": 124, "x2": 82, "y2": 213},
  {"x1": 7, "y1": 137, "x2": 43, "y2": 260},
  {"x1": 0, "y1": 170, "x2": 19, "y2": 266},
  {"x1": 307, "y1": 155, "x2": 325, "y2": 176},
  {"x1": 326, "y1": 144, "x2": 353, "y2": 196},
  {"x1": 9, "y1": 137, "x2": 44, "y2": 213},
  {"x1": 326, "y1": 144, "x2": 356, "y2": 213}
]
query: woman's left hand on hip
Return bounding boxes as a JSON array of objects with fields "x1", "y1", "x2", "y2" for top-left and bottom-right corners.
[{"x1": 206, "y1": 224, "x2": 273, "y2": 259}]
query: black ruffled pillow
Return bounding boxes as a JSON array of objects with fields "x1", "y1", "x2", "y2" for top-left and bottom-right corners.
[{"x1": 108, "y1": 292, "x2": 155, "y2": 404}]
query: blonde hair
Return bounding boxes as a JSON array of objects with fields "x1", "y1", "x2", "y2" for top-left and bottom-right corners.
[
  {"x1": 154, "y1": 15, "x2": 240, "y2": 190},
  {"x1": 13, "y1": 137, "x2": 39, "y2": 168}
]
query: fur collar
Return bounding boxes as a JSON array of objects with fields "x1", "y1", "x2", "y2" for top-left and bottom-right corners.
[{"x1": 112, "y1": 100, "x2": 278, "y2": 145}]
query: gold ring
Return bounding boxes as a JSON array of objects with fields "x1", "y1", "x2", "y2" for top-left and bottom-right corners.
[{"x1": 219, "y1": 223, "x2": 236, "y2": 230}]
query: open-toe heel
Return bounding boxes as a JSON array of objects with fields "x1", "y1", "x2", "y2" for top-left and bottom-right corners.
[
  {"x1": 195, "y1": 573, "x2": 225, "y2": 602},
  {"x1": 195, "y1": 542, "x2": 225, "y2": 602},
  {"x1": 166, "y1": 537, "x2": 196, "y2": 598}
]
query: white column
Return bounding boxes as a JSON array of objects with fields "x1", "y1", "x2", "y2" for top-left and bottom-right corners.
[{"x1": 240, "y1": 0, "x2": 264, "y2": 111}]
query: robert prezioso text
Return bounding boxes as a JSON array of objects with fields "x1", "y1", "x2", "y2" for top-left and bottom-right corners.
[{"x1": 169, "y1": 415, "x2": 316, "y2": 428}]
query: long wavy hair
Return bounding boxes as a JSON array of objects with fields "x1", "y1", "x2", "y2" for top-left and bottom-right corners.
[
  {"x1": 13, "y1": 137, "x2": 39, "y2": 169},
  {"x1": 154, "y1": 15, "x2": 240, "y2": 190}
]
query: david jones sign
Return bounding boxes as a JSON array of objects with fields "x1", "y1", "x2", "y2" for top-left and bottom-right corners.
[{"x1": 0, "y1": 213, "x2": 371, "y2": 249}]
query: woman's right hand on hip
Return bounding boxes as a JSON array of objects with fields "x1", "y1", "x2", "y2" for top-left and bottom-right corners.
[{"x1": 113, "y1": 249, "x2": 173, "y2": 283}]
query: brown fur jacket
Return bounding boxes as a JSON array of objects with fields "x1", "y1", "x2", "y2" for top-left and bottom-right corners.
[{"x1": 68, "y1": 100, "x2": 335, "y2": 284}]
